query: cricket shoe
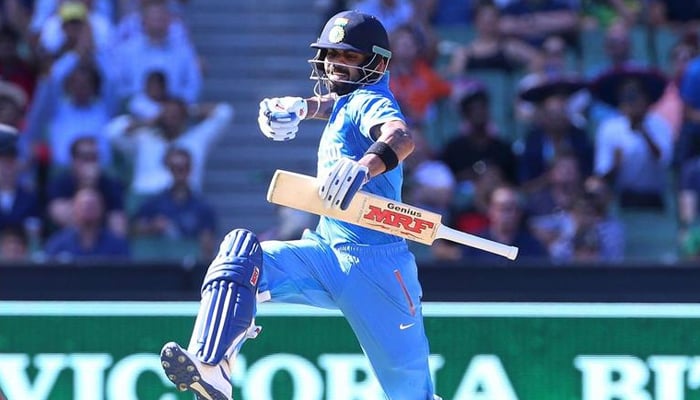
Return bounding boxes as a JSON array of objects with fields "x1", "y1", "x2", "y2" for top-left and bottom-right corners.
[{"x1": 160, "y1": 341, "x2": 232, "y2": 400}]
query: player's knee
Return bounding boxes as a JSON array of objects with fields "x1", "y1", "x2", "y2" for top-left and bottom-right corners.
[{"x1": 204, "y1": 229, "x2": 263, "y2": 291}]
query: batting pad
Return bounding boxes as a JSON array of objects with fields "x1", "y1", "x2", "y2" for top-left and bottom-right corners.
[{"x1": 189, "y1": 229, "x2": 262, "y2": 364}]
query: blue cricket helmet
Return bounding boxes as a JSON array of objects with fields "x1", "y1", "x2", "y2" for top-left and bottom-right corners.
[
  {"x1": 309, "y1": 10, "x2": 392, "y2": 93},
  {"x1": 311, "y1": 10, "x2": 391, "y2": 59}
]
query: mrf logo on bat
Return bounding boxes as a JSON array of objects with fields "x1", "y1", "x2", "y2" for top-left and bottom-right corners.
[{"x1": 362, "y1": 203, "x2": 435, "y2": 237}]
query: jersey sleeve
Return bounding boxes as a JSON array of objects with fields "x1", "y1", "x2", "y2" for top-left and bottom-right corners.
[{"x1": 354, "y1": 93, "x2": 405, "y2": 140}]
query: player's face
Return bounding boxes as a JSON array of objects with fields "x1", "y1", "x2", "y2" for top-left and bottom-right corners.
[{"x1": 324, "y1": 49, "x2": 367, "y2": 95}]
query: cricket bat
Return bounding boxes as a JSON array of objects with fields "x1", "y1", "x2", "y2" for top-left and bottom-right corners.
[{"x1": 266, "y1": 170, "x2": 519, "y2": 260}]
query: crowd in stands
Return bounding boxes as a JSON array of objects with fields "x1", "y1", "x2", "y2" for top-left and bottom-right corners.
[
  {"x1": 316, "y1": 0, "x2": 700, "y2": 265},
  {"x1": 4, "y1": 0, "x2": 700, "y2": 267},
  {"x1": 0, "y1": 0, "x2": 232, "y2": 264}
]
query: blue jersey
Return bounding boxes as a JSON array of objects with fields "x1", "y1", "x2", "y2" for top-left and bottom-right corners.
[{"x1": 316, "y1": 73, "x2": 406, "y2": 246}]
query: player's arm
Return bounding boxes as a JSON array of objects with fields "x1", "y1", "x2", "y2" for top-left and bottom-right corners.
[
  {"x1": 319, "y1": 119, "x2": 414, "y2": 210},
  {"x1": 304, "y1": 94, "x2": 336, "y2": 121},
  {"x1": 360, "y1": 119, "x2": 414, "y2": 178}
]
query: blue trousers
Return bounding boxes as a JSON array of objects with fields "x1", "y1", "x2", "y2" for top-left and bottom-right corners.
[{"x1": 258, "y1": 229, "x2": 435, "y2": 399}]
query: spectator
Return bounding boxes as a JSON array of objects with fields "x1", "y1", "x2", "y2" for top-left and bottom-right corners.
[
  {"x1": 672, "y1": 34, "x2": 700, "y2": 182},
  {"x1": 562, "y1": 181, "x2": 627, "y2": 265},
  {"x1": 525, "y1": 152, "x2": 583, "y2": 250},
  {"x1": 126, "y1": 69, "x2": 168, "y2": 120},
  {"x1": 590, "y1": 66, "x2": 673, "y2": 211},
  {"x1": 668, "y1": 34, "x2": 700, "y2": 225},
  {"x1": 389, "y1": 24, "x2": 451, "y2": 126},
  {"x1": 652, "y1": 34, "x2": 699, "y2": 142},
  {"x1": 446, "y1": 0, "x2": 542, "y2": 76},
  {"x1": 46, "y1": 136, "x2": 127, "y2": 236},
  {"x1": 36, "y1": 0, "x2": 115, "y2": 58},
  {"x1": 353, "y1": 0, "x2": 414, "y2": 34},
  {"x1": 403, "y1": 126, "x2": 455, "y2": 216},
  {"x1": 448, "y1": 161, "x2": 504, "y2": 236},
  {"x1": 117, "y1": 0, "x2": 187, "y2": 18},
  {"x1": 1, "y1": 0, "x2": 32, "y2": 36},
  {"x1": 44, "y1": 186, "x2": 130, "y2": 261},
  {"x1": 434, "y1": 184, "x2": 547, "y2": 263},
  {"x1": 440, "y1": 80, "x2": 517, "y2": 184},
  {"x1": 131, "y1": 147, "x2": 217, "y2": 259},
  {"x1": 316, "y1": 0, "x2": 351, "y2": 25},
  {"x1": 0, "y1": 80, "x2": 28, "y2": 131},
  {"x1": 430, "y1": 0, "x2": 471, "y2": 26},
  {"x1": 106, "y1": 97, "x2": 233, "y2": 196},
  {"x1": 0, "y1": 225, "x2": 28, "y2": 261},
  {"x1": 406, "y1": 0, "x2": 441, "y2": 64},
  {"x1": 113, "y1": 0, "x2": 201, "y2": 103},
  {"x1": 23, "y1": 45, "x2": 118, "y2": 169},
  {"x1": 498, "y1": 0, "x2": 580, "y2": 50},
  {"x1": 680, "y1": 224, "x2": 700, "y2": 260},
  {"x1": 538, "y1": 34, "x2": 570, "y2": 77},
  {"x1": 648, "y1": 0, "x2": 700, "y2": 30},
  {"x1": 523, "y1": 153, "x2": 615, "y2": 263},
  {"x1": 679, "y1": 158, "x2": 700, "y2": 232},
  {"x1": 570, "y1": 224, "x2": 603, "y2": 263},
  {"x1": 30, "y1": 0, "x2": 115, "y2": 35},
  {"x1": 516, "y1": 76, "x2": 593, "y2": 191},
  {"x1": 546, "y1": 193, "x2": 602, "y2": 264},
  {"x1": 516, "y1": 35, "x2": 588, "y2": 128},
  {"x1": 586, "y1": 20, "x2": 648, "y2": 126},
  {"x1": 584, "y1": 175, "x2": 625, "y2": 262},
  {"x1": 588, "y1": 19, "x2": 641, "y2": 77},
  {"x1": 581, "y1": 0, "x2": 641, "y2": 28},
  {"x1": 0, "y1": 80, "x2": 34, "y2": 184},
  {"x1": 0, "y1": 125, "x2": 41, "y2": 232},
  {"x1": 115, "y1": 0, "x2": 190, "y2": 45},
  {"x1": 0, "y1": 25, "x2": 37, "y2": 104}
]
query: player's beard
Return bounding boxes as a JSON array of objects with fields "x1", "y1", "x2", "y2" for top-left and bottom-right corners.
[
  {"x1": 325, "y1": 65, "x2": 360, "y2": 96},
  {"x1": 327, "y1": 80, "x2": 358, "y2": 96}
]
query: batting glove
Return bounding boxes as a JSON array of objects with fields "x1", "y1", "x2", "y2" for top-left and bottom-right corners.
[
  {"x1": 319, "y1": 158, "x2": 369, "y2": 210},
  {"x1": 258, "y1": 97, "x2": 308, "y2": 141}
]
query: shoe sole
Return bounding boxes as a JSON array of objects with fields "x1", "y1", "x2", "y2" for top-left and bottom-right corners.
[{"x1": 160, "y1": 342, "x2": 230, "y2": 400}]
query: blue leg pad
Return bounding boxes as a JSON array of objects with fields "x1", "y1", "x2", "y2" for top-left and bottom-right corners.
[{"x1": 190, "y1": 229, "x2": 262, "y2": 364}]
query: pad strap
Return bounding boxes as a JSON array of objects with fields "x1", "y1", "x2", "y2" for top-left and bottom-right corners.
[{"x1": 365, "y1": 141, "x2": 399, "y2": 172}]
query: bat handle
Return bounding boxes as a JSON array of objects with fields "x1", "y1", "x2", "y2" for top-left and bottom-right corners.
[{"x1": 437, "y1": 225, "x2": 519, "y2": 260}]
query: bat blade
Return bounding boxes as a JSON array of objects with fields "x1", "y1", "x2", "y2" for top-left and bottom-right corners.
[
  {"x1": 267, "y1": 170, "x2": 440, "y2": 244},
  {"x1": 267, "y1": 170, "x2": 518, "y2": 260}
]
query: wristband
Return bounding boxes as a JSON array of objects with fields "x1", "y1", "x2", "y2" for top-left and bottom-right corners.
[{"x1": 365, "y1": 141, "x2": 399, "y2": 172}]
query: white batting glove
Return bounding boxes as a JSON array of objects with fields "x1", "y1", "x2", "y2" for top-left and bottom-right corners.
[
  {"x1": 319, "y1": 158, "x2": 369, "y2": 210},
  {"x1": 258, "y1": 97, "x2": 308, "y2": 141}
]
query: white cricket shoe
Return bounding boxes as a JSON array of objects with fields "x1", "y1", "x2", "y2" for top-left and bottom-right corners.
[{"x1": 160, "y1": 341, "x2": 232, "y2": 400}]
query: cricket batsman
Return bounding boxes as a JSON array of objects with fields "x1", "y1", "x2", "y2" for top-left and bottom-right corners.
[{"x1": 160, "y1": 10, "x2": 441, "y2": 400}]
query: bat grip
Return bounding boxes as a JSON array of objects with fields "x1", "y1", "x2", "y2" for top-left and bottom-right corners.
[{"x1": 437, "y1": 225, "x2": 519, "y2": 260}]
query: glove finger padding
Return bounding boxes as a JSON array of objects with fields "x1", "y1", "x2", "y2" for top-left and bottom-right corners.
[
  {"x1": 320, "y1": 158, "x2": 353, "y2": 209},
  {"x1": 276, "y1": 96, "x2": 308, "y2": 119},
  {"x1": 257, "y1": 113, "x2": 296, "y2": 141},
  {"x1": 258, "y1": 98, "x2": 300, "y2": 141},
  {"x1": 319, "y1": 158, "x2": 368, "y2": 210}
]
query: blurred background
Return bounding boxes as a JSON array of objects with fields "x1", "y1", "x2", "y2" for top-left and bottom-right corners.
[
  {"x1": 2, "y1": 0, "x2": 700, "y2": 267},
  {"x1": 4, "y1": 0, "x2": 700, "y2": 398}
]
